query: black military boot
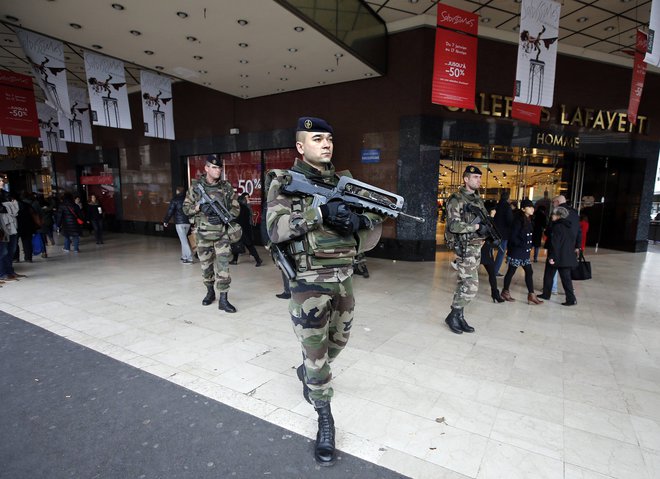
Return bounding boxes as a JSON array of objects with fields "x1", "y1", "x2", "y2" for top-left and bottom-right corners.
[
  {"x1": 458, "y1": 309, "x2": 475, "y2": 333},
  {"x1": 201, "y1": 284, "x2": 215, "y2": 306},
  {"x1": 296, "y1": 364, "x2": 312, "y2": 404},
  {"x1": 445, "y1": 307, "x2": 463, "y2": 334},
  {"x1": 218, "y1": 292, "x2": 237, "y2": 313},
  {"x1": 314, "y1": 401, "x2": 336, "y2": 466}
]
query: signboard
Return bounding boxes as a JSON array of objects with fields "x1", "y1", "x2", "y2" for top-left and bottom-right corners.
[
  {"x1": 140, "y1": 70, "x2": 174, "y2": 139},
  {"x1": 645, "y1": 0, "x2": 660, "y2": 67},
  {"x1": 0, "y1": 70, "x2": 39, "y2": 137},
  {"x1": 84, "y1": 52, "x2": 132, "y2": 129},
  {"x1": 628, "y1": 30, "x2": 648, "y2": 125},
  {"x1": 361, "y1": 148, "x2": 381, "y2": 163},
  {"x1": 431, "y1": 4, "x2": 478, "y2": 109}
]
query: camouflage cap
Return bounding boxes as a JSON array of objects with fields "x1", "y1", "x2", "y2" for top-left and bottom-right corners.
[
  {"x1": 206, "y1": 154, "x2": 221, "y2": 166},
  {"x1": 463, "y1": 165, "x2": 482, "y2": 176},
  {"x1": 296, "y1": 117, "x2": 333, "y2": 135}
]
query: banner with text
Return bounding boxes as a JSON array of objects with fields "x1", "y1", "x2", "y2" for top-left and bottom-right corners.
[
  {"x1": 645, "y1": 0, "x2": 660, "y2": 67},
  {"x1": 0, "y1": 70, "x2": 39, "y2": 137},
  {"x1": 140, "y1": 71, "x2": 174, "y2": 140},
  {"x1": 514, "y1": 0, "x2": 561, "y2": 107},
  {"x1": 15, "y1": 28, "x2": 70, "y2": 117},
  {"x1": 84, "y1": 52, "x2": 132, "y2": 129},
  {"x1": 628, "y1": 30, "x2": 648, "y2": 125},
  {"x1": 511, "y1": 101, "x2": 542, "y2": 125},
  {"x1": 58, "y1": 86, "x2": 93, "y2": 144},
  {"x1": 431, "y1": 4, "x2": 478, "y2": 109},
  {"x1": 37, "y1": 102, "x2": 67, "y2": 153}
]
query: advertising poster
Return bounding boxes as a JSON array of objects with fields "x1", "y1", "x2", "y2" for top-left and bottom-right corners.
[
  {"x1": 58, "y1": 86, "x2": 93, "y2": 144},
  {"x1": 511, "y1": 101, "x2": 542, "y2": 125},
  {"x1": 140, "y1": 70, "x2": 174, "y2": 140},
  {"x1": 84, "y1": 51, "x2": 132, "y2": 129},
  {"x1": 628, "y1": 30, "x2": 648, "y2": 125},
  {"x1": 514, "y1": 0, "x2": 561, "y2": 107},
  {"x1": 0, "y1": 70, "x2": 39, "y2": 137},
  {"x1": 37, "y1": 102, "x2": 67, "y2": 153},
  {"x1": 645, "y1": 0, "x2": 660, "y2": 67},
  {"x1": 431, "y1": 4, "x2": 478, "y2": 109},
  {"x1": 15, "y1": 28, "x2": 70, "y2": 116}
]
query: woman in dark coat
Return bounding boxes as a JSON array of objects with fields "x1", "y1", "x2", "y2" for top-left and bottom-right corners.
[
  {"x1": 501, "y1": 199, "x2": 543, "y2": 304},
  {"x1": 56, "y1": 192, "x2": 83, "y2": 253},
  {"x1": 229, "y1": 193, "x2": 262, "y2": 266},
  {"x1": 480, "y1": 202, "x2": 504, "y2": 303},
  {"x1": 539, "y1": 207, "x2": 578, "y2": 305}
]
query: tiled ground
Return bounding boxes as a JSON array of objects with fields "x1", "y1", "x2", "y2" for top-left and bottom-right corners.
[{"x1": 2, "y1": 233, "x2": 659, "y2": 479}]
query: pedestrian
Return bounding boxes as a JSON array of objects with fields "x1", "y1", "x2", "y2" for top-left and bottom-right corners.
[
  {"x1": 0, "y1": 174, "x2": 20, "y2": 282},
  {"x1": 480, "y1": 202, "x2": 504, "y2": 303},
  {"x1": 229, "y1": 192, "x2": 263, "y2": 266},
  {"x1": 539, "y1": 206, "x2": 578, "y2": 305},
  {"x1": 87, "y1": 194, "x2": 104, "y2": 245},
  {"x1": 443, "y1": 165, "x2": 490, "y2": 334},
  {"x1": 56, "y1": 192, "x2": 84, "y2": 253},
  {"x1": 163, "y1": 186, "x2": 194, "y2": 264},
  {"x1": 500, "y1": 199, "x2": 543, "y2": 304},
  {"x1": 493, "y1": 190, "x2": 513, "y2": 276},
  {"x1": 532, "y1": 204, "x2": 547, "y2": 262},
  {"x1": 265, "y1": 116, "x2": 385, "y2": 466},
  {"x1": 183, "y1": 156, "x2": 242, "y2": 312}
]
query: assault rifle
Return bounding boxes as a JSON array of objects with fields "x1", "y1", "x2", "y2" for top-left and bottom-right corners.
[
  {"x1": 465, "y1": 203, "x2": 502, "y2": 246},
  {"x1": 281, "y1": 171, "x2": 425, "y2": 223},
  {"x1": 271, "y1": 243, "x2": 296, "y2": 281},
  {"x1": 197, "y1": 183, "x2": 234, "y2": 225}
]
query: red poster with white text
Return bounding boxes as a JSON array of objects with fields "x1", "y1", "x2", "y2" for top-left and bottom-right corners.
[
  {"x1": 511, "y1": 101, "x2": 542, "y2": 125},
  {"x1": 627, "y1": 30, "x2": 648, "y2": 125},
  {"x1": 432, "y1": 5, "x2": 478, "y2": 110},
  {"x1": 0, "y1": 70, "x2": 39, "y2": 137}
]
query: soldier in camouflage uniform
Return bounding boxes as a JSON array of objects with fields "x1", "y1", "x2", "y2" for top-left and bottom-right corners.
[
  {"x1": 444, "y1": 165, "x2": 491, "y2": 334},
  {"x1": 266, "y1": 117, "x2": 384, "y2": 466},
  {"x1": 183, "y1": 155, "x2": 241, "y2": 313}
]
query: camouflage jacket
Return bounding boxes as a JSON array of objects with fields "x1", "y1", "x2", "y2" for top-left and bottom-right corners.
[
  {"x1": 446, "y1": 187, "x2": 488, "y2": 246},
  {"x1": 266, "y1": 159, "x2": 383, "y2": 283},
  {"x1": 182, "y1": 175, "x2": 241, "y2": 241}
]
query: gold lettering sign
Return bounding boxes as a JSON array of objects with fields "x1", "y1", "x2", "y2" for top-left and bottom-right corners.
[
  {"x1": 443, "y1": 93, "x2": 649, "y2": 135},
  {"x1": 535, "y1": 133, "x2": 580, "y2": 149}
]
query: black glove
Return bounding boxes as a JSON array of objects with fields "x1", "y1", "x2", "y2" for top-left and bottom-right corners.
[
  {"x1": 477, "y1": 222, "x2": 491, "y2": 238},
  {"x1": 320, "y1": 200, "x2": 360, "y2": 236},
  {"x1": 201, "y1": 203, "x2": 223, "y2": 225}
]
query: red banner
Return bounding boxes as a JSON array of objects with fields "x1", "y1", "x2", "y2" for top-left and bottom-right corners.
[
  {"x1": 0, "y1": 70, "x2": 39, "y2": 137},
  {"x1": 431, "y1": 4, "x2": 478, "y2": 110},
  {"x1": 627, "y1": 30, "x2": 648, "y2": 125},
  {"x1": 511, "y1": 101, "x2": 542, "y2": 125}
]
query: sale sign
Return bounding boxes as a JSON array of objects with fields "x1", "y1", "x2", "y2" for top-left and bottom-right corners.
[
  {"x1": 511, "y1": 101, "x2": 542, "y2": 125},
  {"x1": 0, "y1": 70, "x2": 39, "y2": 137},
  {"x1": 628, "y1": 30, "x2": 648, "y2": 125},
  {"x1": 431, "y1": 4, "x2": 478, "y2": 110}
]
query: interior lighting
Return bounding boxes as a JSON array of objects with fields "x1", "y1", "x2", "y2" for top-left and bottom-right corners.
[
  {"x1": 239, "y1": 43, "x2": 248, "y2": 48},
  {"x1": 325, "y1": 68, "x2": 335, "y2": 72},
  {"x1": 186, "y1": 36, "x2": 197, "y2": 42},
  {"x1": 177, "y1": 11, "x2": 189, "y2": 18},
  {"x1": 193, "y1": 55, "x2": 203, "y2": 60},
  {"x1": 145, "y1": 50, "x2": 154, "y2": 55},
  {"x1": 130, "y1": 30, "x2": 141, "y2": 36},
  {"x1": 154, "y1": 66, "x2": 164, "y2": 70},
  {"x1": 239, "y1": 59, "x2": 248, "y2": 64},
  {"x1": 294, "y1": 26, "x2": 304, "y2": 32},
  {"x1": 604, "y1": 26, "x2": 615, "y2": 32},
  {"x1": 481, "y1": 17, "x2": 491, "y2": 23},
  {"x1": 288, "y1": 48, "x2": 298, "y2": 53},
  {"x1": 237, "y1": 19, "x2": 248, "y2": 26},
  {"x1": 5, "y1": 15, "x2": 19, "y2": 22},
  {"x1": 111, "y1": 4, "x2": 124, "y2": 10},
  {"x1": 577, "y1": 16, "x2": 588, "y2": 23},
  {"x1": 70, "y1": 23, "x2": 82, "y2": 29}
]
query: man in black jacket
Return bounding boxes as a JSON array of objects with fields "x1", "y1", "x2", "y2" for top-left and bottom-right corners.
[
  {"x1": 551, "y1": 195, "x2": 582, "y2": 251},
  {"x1": 163, "y1": 186, "x2": 194, "y2": 264},
  {"x1": 493, "y1": 190, "x2": 513, "y2": 276}
]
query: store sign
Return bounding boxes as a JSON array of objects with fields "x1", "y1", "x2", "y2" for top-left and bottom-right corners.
[
  {"x1": 0, "y1": 70, "x2": 39, "y2": 137},
  {"x1": 535, "y1": 132, "x2": 580, "y2": 149},
  {"x1": 431, "y1": 4, "x2": 478, "y2": 110},
  {"x1": 361, "y1": 148, "x2": 381, "y2": 163},
  {"x1": 628, "y1": 30, "x2": 648, "y2": 125},
  {"x1": 80, "y1": 175, "x2": 114, "y2": 185}
]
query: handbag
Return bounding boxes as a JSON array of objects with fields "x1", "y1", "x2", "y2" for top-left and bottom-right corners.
[
  {"x1": 68, "y1": 206, "x2": 84, "y2": 225},
  {"x1": 571, "y1": 251, "x2": 592, "y2": 280},
  {"x1": 32, "y1": 234, "x2": 44, "y2": 255}
]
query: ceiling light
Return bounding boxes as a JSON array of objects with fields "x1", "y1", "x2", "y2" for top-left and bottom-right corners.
[
  {"x1": 238, "y1": 43, "x2": 248, "y2": 48},
  {"x1": 155, "y1": 66, "x2": 164, "y2": 70},
  {"x1": 130, "y1": 30, "x2": 141, "y2": 36},
  {"x1": 193, "y1": 55, "x2": 202, "y2": 60},
  {"x1": 294, "y1": 26, "x2": 304, "y2": 32},
  {"x1": 240, "y1": 85, "x2": 249, "y2": 89},
  {"x1": 239, "y1": 74, "x2": 249, "y2": 78},
  {"x1": 280, "y1": 77, "x2": 288, "y2": 81},
  {"x1": 325, "y1": 68, "x2": 335, "y2": 72},
  {"x1": 203, "y1": 82, "x2": 211, "y2": 86},
  {"x1": 481, "y1": 17, "x2": 491, "y2": 23},
  {"x1": 92, "y1": 44, "x2": 103, "y2": 49},
  {"x1": 239, "y1": 59, "x2": 248, "y2": 64},
  {"x1": 5, "y1": 15, "x2": 19, "y2": 22},
  {"x1": 334, "y1": 53, "x2": 344, "y2": 58},
  {"x1": 177, "y1": 11, "x2": 188, "y2": 18},
  {"x1": 276, "y1": 88, "x2": 284, "y2": 92},
  {"x1": 513, "y1": 25, "x2": 520, "y2": 32},
  {"x1": 70, "y1": 23, "x2": 82, "y2": 29},
  {"x1": 283, "y1": 64, "x2": 296, "y2": 69},
  {"x1": 198, "y1": 70, "x2": 207, "y2": 74},
  {"x1": 577, "y1": 16, "x2": 588, "y2": 23},
  {"x1": 604, "y1": 26, "x2": 615, "y2": 32},
  {"x1": 288, "y1": 48, "x2": 298, "y2": 53},
  {"x1": 237, "y1": 19, "x2": 248, "y2": 26},
  {"x1": 145, "y1": 50, "x2": 154, "y2": 55},
  {"x1": 4, "y1": 38, "x2": 13, "y2": 43},
  {"x1": 186, "y1": 36, "x2": 197, "y2": 42},
  {"x1": 409, "y1": 0, "x2": 419, "y2": 3},
  {"x1": 318, "y1": 81, "x2": 326, "y2": 85},
  {"x1": 364, "y1": 73, "x2": 373, "y2": 77},
  {"x1": 111, "y1": 3, "x2": 124, "y2": 10}
]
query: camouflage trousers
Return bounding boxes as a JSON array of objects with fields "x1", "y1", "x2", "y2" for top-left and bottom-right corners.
[
  {"x1": 196, "y1": 235, "x2": 232, "y2": 292},
  {"x1": 452, "y1": 243, "x2": 483, "y2": 308},
  {"x1": 289, "y1": 277, "x2": 355, "y2": 403}
]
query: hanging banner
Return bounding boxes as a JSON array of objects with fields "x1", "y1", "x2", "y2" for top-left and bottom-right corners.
[
  {"x1": 645, "y1": 0, "x2": 660, "y2": 67},
  {"x1": 37, "y1": 102, "x2": 67, "y2": 153},
  {"x1": 0, "y1": 70, "x2": 39, "y2": 137},
  {"x1": 140, "y1": 70, "x2": 174, "y2": 140},
  {"x1": 58, "y1": 86, "x2": 93, "y2": 144},
  {"x1": 511, "y1": 101, "x2": 542, "y2": 125},
  {"x1": 0, "y1": 133, "x2": 23, "y2": 148},
  {"x1": 431, "y1": 4, "x2": 478, "y2": 109},
  {"x1": 84, "y1": 51, "x2": 131, "y2": 129},
  {"x1": 628, "y1": 30, "x2": 648, "y2": 126},
  {"x1": 514, "y1": 0, "x2": 560, "y2": 107},
  {"x1": 15, "y1": 28, "x2": 70, "y2": 117}
]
